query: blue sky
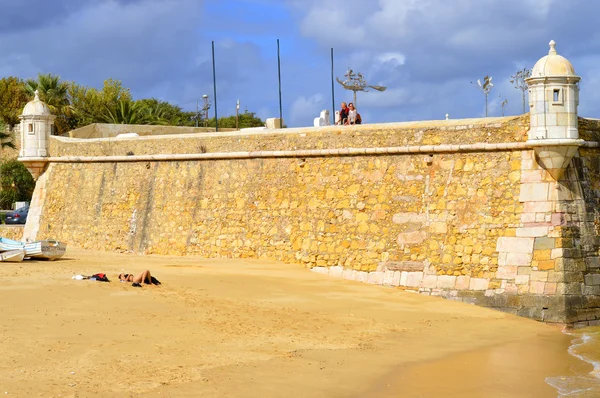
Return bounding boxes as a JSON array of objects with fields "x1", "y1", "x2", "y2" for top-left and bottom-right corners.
[{"x1": 1, "y1": 0, "x2": 600, "y2": 127}]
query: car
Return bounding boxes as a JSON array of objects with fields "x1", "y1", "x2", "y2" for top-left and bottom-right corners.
[{"x1": 5, "y1": 206, "x2": 29, "y2": 225}]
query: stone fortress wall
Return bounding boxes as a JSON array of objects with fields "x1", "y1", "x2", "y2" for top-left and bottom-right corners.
[
  {"x1": 21, "y1": 115, "x2": 600, "y2": 326},
  {"x1": 17, "y1": 40, "x2": 600, "y2": 326}
]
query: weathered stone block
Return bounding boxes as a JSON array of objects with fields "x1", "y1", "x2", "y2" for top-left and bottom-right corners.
[
  {"x1": 523, "y1": 201, "x2": 553, "y2": 213},
  {"x1": 586, "y1": 258, "x2": 600, "y2": 269},
  {"x1": 367, "y1": 271, "x2": 383, "y2": 285},
  {"x1": 355, "y1": 271, "x2": 369, "y2": 283},
  {"x1": 384, "y1": 261, "x2": 424, "y2": 272},
  {"x1": 329, "y1": 266, "x2": 344, "y2": 278},
  {"x1": 551, "y1": 213, "x2": 567, "y2": 226},
  {"x1": 521, "y1": 213, "x2": 536, "y2": 223},
  {"x1": 544, "y1": 283, "x2": 557, "y2": 295},
  {"x1": 534, "y1": 237, "x2": 555, "y2": 250},
  {"x1": 392, "y1": 212, "x2": 427, "y2": 224},
  {"x1": 405, "y1": 272, "x2": 424, "y2": 287},
  {"x1": 583, "y1": 286, "x2": 600, "y2": 296},
  {"x1": 311, "y1": 267, "x2": 329, "y2": 275},
  {"x1": 496, "y1": 266, "x2": 518, "y2": 279},
  {"x1": 397, "y1": 231, "x2": 427, "y2": 245},
  {"x1": 564, "y1": 283, "x2": 584, "y2": 295},
  {"x1": 391, "y1": 271, "x2": 401, "y2": 286},
  {"x1": 551, "y1": 248, "x2": 564, "y2": 259},
  {"x1": 585, "y1": 274, "x2": 600, "y2": 286},
  {"x1": 515, "y1": 275, "x2": 530, "y2": 285},
  {"x1": 537, "y1": 260, "x2": 556, "y2": 271},
  {"x1": 437, "y1": 275, "x2": 457, "y2": 289},
  {"x1": 496, "y1": 237, "x2": 534, "y2": 253},
  {"x1": 423, "y1": 275, "x2": 438, "y2": 289},
  {"x1": 469, "y1": 278, "x2": 489, "y2": 291},
  {"x1": 382, "y1": 270, "x2": 395, "y2": 286},
  {"x1": 504, "y1": 253, "x2": 532, "y2": 266},
  {"x1": 530, "y1": 282, "x2": 546, "y2": 294},
  {"x1": 429, "y1": 222, "x2": 448, "y2": 234},
  {"x1": 521, "y1": 170, "x2": 544, "y2": 182},
  {"x1": 519, "y1": 183, "x2": 549, "y2": 202},
  {"x1": 530, "y1": 271, "x2": 549, "y2": 282},
  {"x1": 343, "y1": 269, "x2": 356, "y2": 280},
  {"x1": 400, "y1": 272, "x2": 408, "y2": 286},
  {"x1": 456, "y1": 276, "x2": 470, "y2": 290},
  {"x1": 516, "y1": 227, "x2": 549, "y2": 238},
  {"x1": 517, "y1": 267, "x2": 532, "y2": 275}
]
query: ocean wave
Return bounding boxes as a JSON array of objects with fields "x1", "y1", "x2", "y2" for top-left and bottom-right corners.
[{"x1": 546, "y1": 329, "x2": 600, "y2": 397}]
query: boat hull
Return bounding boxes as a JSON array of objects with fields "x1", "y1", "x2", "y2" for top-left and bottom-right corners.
[
  {"x1": 0, "y1": 249, "x2": 25, "y2": 262},
  {"x1": 0, "y1": 238, "x2": 67, "y2": 260}
]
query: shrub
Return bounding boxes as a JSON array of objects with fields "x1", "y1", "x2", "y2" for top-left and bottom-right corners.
[{"x1": 0, "y1": 159, "x2": 35, "y2": 209}]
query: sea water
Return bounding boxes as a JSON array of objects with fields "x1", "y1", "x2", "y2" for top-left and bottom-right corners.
[{"x1": 546, "y1": 326, "x2": 600, "y2": 397}]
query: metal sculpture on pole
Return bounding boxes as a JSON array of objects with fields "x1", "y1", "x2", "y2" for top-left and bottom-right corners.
[
  {"x1": 336, "y1": 68, "x2": 386, "y2": 109},
  {"x1": 471, "y1": 75, "x2": 493, "y2": 117}
]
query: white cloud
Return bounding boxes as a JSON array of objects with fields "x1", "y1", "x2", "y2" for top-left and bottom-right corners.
[{"x1": 289, "y1": 94, "x2": 325, "y2": 127}]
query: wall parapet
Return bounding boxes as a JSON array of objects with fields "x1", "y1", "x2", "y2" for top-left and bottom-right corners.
[{"x1": 42, "y1": 138, "x2": 595, "y2": 163}]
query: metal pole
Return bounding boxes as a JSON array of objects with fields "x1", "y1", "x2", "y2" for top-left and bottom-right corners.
[
  {"x1": 277, "y1": 39, "x2": 283, "y2": 127},
  {"x1": 331, "y1": 48, "x2": 335, "y2": 125},
  {"x1": 212, "y1": 41, "x2": 218, "y2": 132},
  {"x1": 236, "y1": 99, "x2": 240, "y2": 130},
  {"x1": 485, "y1": 93, "x2": 488, "y2": 117},
  {"x1": 203, "y1": 96, "x2": 208, "y2": 127},
  {"x1": 195, "y1": 100, "x2": 199, "y2": 128}
]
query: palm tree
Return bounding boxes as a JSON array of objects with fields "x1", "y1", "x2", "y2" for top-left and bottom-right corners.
[
  {"x1": 23, "y1": 73, "x2": 70, "y2": 115},
  {"x1": 0, "y1": 121, "x2": 15, "y2": 150},
  {"x1": 141, "y1": 101, "x2": 172, "y2": 125},
  {"x1": 23, "y1": 73, "x2": 72, "y2": 135},
  {"x1": 102, "y1": 100, "x2": 147, "y2": 124}
]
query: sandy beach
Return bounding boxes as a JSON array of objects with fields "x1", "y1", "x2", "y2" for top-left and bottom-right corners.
[{"x1": 0, "y1": 248, "x2": 589, "y2": 397}]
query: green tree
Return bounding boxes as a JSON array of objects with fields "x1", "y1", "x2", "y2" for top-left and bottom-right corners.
[
  {"x1": 68, "y1": 79, "x2": 133, "y2": 129},
  {"x1": 0, "y1": 121, "x2": 16, "y2": 150},
  {"x1": 0, "y1": 159, "x2": 35, "y2": 209},
  {"x1": 207, "y1": 110, "x2": 264, "y2": 129},
  {"x1": 0, "y1": 77, "x2": 29, "y2": 127}
]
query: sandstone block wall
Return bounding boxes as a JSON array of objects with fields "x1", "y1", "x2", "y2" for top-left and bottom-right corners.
[{"x1": 25, "y1": 116, "x2": 600, "y2": 325}]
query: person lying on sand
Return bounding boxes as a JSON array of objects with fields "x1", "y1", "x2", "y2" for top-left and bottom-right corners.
[{"x1": 118, "y1": 270, "x2": 161, "y2": 287}]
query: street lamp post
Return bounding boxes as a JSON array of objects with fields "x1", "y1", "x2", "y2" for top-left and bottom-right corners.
[
  {"x1": 236, "y1": 99, "x2": 240, "y2": 130},
  {"x1": 202, "y1": 95, "x2": 210, "y2": 127}
]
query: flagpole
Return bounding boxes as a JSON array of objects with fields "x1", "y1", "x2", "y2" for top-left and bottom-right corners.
[
  {"x1": 212, "y1": 41, "x2": 219, "y2": 132},
  {"x1": 331, "y1": 48, "x2": 335, "y2": 125},
  {"x1": 277, "y1": 39, "x2": 283, "y2": 126}
]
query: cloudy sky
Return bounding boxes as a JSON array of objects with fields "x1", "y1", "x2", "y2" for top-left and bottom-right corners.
[{"x1": 1, "y1": 0, "x2": 599, "y2": 127}]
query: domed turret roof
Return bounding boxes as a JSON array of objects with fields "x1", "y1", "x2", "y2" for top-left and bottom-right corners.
[
  {"x1": 22, "y1": 90, "x2": 52, "y2": 116},
  {"x1": 531, "y1": 40, "x2": 577, "y2": 77}
]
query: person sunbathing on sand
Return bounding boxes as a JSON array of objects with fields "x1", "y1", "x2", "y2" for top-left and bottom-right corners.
[{"x1": 118, "y1": 270, "x2": 161, "y2": 287}]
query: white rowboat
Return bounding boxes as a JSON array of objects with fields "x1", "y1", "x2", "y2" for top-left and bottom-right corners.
[
  {"x1": 0, "y1": 249, "x2": 25, "y2": 262},
  {"x1": 0, "y1": 238, "x2": 67, "y2": 261}
]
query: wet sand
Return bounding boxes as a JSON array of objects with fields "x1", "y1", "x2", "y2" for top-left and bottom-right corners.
[{"x1": 0, "y1": 248, "x2": 588, "y2": 397}]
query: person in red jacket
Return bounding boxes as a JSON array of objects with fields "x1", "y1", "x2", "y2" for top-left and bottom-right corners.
[{"x1": 337, "y1": 102, "x2": 349, "y2": 125}]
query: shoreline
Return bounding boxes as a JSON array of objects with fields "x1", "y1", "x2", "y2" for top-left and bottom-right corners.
[
  {"x1": 358, "y1": 334, "x2": 592, "y2": 398},
  {"x1": 0, "y1": 248, "x2": 590, "y2": 397}
]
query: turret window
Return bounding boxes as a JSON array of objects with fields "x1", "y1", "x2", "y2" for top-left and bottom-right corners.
[
  {"x1": 28, "y1": 123, "x2": 34, "y2": 134},
  {"x1": 552, "y1": 89, "x2": 563, "y2": 104}
]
